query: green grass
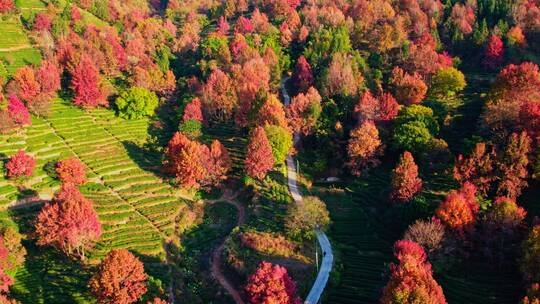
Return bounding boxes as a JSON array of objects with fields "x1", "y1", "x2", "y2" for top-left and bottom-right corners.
[
  {"x1": 16, "y1": 0, "x2": 46, "y2": 10},
  {"x1": 0, "y1": 16, "x2": 41, "y2": 75},
  {"x1": 0, "y1": 19, "x2": 30, "y2": 48}
]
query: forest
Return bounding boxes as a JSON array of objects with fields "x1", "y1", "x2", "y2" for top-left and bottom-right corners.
[{"x1": 0, "y1": 0, "x2": 539, "y2": 303}]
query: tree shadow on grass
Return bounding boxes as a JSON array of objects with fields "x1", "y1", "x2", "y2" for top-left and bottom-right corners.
[
  {"x1": 6, "y1": 196, "x2": 92, "y2": 304},
  {"x1": 133, "y1": 251, "x2": 171, "y2": 303},
  {"x1": 11, "y1": 242, "x2": 93, "y2": 304},
  {"x1": 147, "y1": 97, "x2": 179, "y2": 152},
  {"x1": 122, "y1": 140, "x2": 164, "y2": 177}
]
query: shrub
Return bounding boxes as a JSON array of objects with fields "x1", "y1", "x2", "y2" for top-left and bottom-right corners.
[
  {"x1": 178, "y1": 119, "x2": 202, "y2": 139},
  {"x1": 116, "y1": 87, "x2": 159, "y2": 119},
  {"x1": 5, "y1": 150, "x2": 35, "y2": 178},
  {"x1": 56, "y1": 158, "x2": 87, "y2": 185},
  {"x1": 240, "y1": 231, "x2": 296, "y2": 258}
]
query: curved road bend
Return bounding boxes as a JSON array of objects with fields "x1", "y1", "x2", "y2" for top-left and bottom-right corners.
[{"x1": 281, "y1": 77, "x2": 334, "y2": 304}]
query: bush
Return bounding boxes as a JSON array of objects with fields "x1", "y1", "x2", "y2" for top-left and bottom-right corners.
[
  {"x1": 115, "y1": 87, "x2": 159, "y2": 119},
  {"x1": 5, "y1": 150, "x2": 35, "y2": 178},
  {"x1": 240, "y1": 230, "x2": 296, "y2": 258},
  {"x1": 178, "y1": 119, "x2": 202, "y2": 139}
]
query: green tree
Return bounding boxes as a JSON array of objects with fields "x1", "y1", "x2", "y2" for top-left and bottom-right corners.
[
  {"x1": 285, "y1": 196, "x2": 330, "y2": 240},
  {"x1": 303, "y1": 26, "x2": 351, "y2": 73},
  {"x1": 395, "y1": 105, "x2": 439, "y2": 134},
  {"x1": 392, "y1": 120, "x2": 433, "y2": 153},
  {"x1": 263, "y1": 124, "x2": 293, "y2": 164},
  {"x1": 429, "y1": 67, "x2": 467, "y2": 98},
  {"x1": 115, "y1": 87, "x2": 159, "y2": 119}
]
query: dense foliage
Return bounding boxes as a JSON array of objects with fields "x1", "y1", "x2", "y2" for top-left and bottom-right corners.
[{"x1": 115, "y1": 87, "x2": 159, "y2": 119}]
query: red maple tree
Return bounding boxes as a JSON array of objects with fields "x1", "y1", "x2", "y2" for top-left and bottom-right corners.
[
  {"x1": 37, "y1": 60, "x2": 61, "y2": 95},
  {"x1": 164, "y1": 132, "x2": 206, "y2": 188},
  {"x1": 390, "y1": 67, "x2": 427, "y2": 105},
  {"x1": 0, "y1": 268, "x2": 13, "y2": 293},
  {"x1": 390, "y1": 151, "x2": 423, "y2": 203},
  {"x1": 380, "y1": 240, "x2": 446, "y2": 304},
  {"x1": 7, "y1": 66, "x2": 40, "y2": 104},
  {"x1": 7, "y1": 94, "x2": 31, "y2": 126},
  {"x1": 235, "y1": 16, "x2": 254, "y2": 34},
  {"x1": 5, "y1": 150, "x2": 35, "y2": 178},
  {"x1": 89, "y1": 249, "x2": 148, "y2": 304},
  {"x1": 483, "y1": 34, "x2": 504, "y2": 70},
  {"x1": 71, "y1": 55, "x2": 106, "y2": 108},
  {"x1": 453, "y1": 142, "x2": 496, "y2": 195},
  {"x1": 245, "y1": 126, "x2": 275, "y2": 180},
  {"x1": 256, "y1": 95, "x2": 289, "y2": 130},
  {"x1": 435, "y1": 187, "x2": 477, "y2": 235},
  {"x1": 182, "y1": 97, "x2": 204, "y2": 124},
  {"x1": 0, "y1": 0, "x2": 14, "y2": 14},
  {"x1": 33, "y1": 13, "x2": 52, "y2": 31},
  {"x1": 245, "y1": 261, "x2": 301, "y2": 304},
  {"x1": 202, "y1": 140, "x2": 231, "y2": 187},
  {"x1": 497, "y1": 131, "x2": 531, "y2": 199},
  {"x1": 35, "y1": 184, "x2": 101, "y2": 259},
  {"x1": 201, "y1": 69, "x2": 237, "y2": 122},
  {"x1": 292, "y1": 55, "x2": 314, "y2": 94},
  {"x1": 347, "y1": 120, "x2": 382, "y2": 176},
  {"x1": 217, "y1": 16, "x2": 230, "y2": 35},
  {"x1": 56, "y1": 158, "x2": 87, "y2": 185},
  {"x1": 287, "y1": 87, "x2": 321, "y2": 135}
]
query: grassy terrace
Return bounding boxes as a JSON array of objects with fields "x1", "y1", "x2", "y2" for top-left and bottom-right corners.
[
  {"x1": 0, "y1": 10, "x2": 41, "y2": 77},
  {"x1": 0, "y1": 99, "x2": 192, "y2": 302}
]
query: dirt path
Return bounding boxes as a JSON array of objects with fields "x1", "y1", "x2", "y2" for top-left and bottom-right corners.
[{"x1": 209, "y1": 191, "x2": 246, "y2": 304}]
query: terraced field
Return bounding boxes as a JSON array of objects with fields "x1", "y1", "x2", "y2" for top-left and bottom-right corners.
[
  {"x1": 315, "y1": 172, "x2": 394, "y2": 303},
  {"x1": 1, "y1": 99, "x2": 191, "y2": 257},
  {"x1": 0, "y1": 12, "x2": 41, "y2": 76},
  {"x1": 0, "y1": 99, "x2": 192, "y2": 301}
]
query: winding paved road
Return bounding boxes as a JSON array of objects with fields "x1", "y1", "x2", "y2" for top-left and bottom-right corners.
[{"x1": 281, "y1": 77, "x2": 334, "y2": 304}]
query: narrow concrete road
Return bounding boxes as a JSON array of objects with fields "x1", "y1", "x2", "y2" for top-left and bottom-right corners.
[{"x1": 280, "y1": 77, "x2": 333, "y2": 304}]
